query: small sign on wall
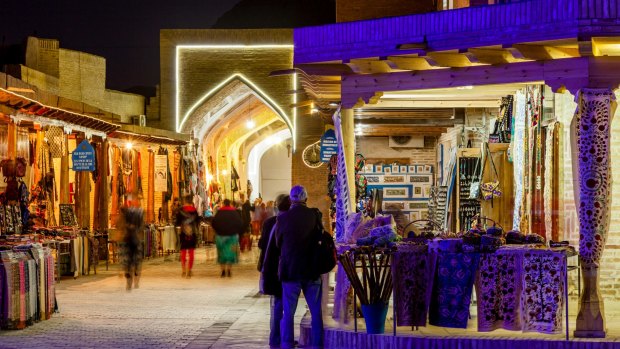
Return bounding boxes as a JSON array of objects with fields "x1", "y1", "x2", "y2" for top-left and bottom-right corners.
[
  {"x1": 320, "y1": 129, "x2": 338, "y2": 162},
  {"x1": 71, "y1": 140, "x2": 95, "y2": 172}
]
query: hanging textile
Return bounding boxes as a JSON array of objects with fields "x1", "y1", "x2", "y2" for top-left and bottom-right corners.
[
  {"x1": 543, "y1": 123, "x2": 556, "y2": 237},
  {"x1": 333, "y1": 108, "x2": 353, "y2": 242},
  {"x1": 512, "y1": 91, "x2": 527, "y2": 231},
  {"x1": 475, "y1": 249, "x2": 523, "y2": 332},
  {"x1": 231, "y1": 163, "x2": 240, "y2": 193},
  {"x1": 392, "y1": 244, "x2": 436, "y2": 327},
  {"x1": 45, "y1": 126, "x2": 65, "y2": 158},
  {"x1": 521, "y1": 250, "x2": 565, "y2": 334},
  {"x1": 428, "y1": 252, "x2": 479, "y2": 328}
]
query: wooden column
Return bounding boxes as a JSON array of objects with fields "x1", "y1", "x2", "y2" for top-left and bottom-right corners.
[
  {"x1": 7, "y1": 122, "x2": 17, "y2": 158},
  {"x1": 341, "y1": 108, "x2": 357, "y2": 204},
  {"x1": 99, "y1": 140, "x2": 110, "y2": 231},
  {"x1": 59, "y1": 136, "x2": 70, "y2": 204},
  {"x1": 146, "y1": 148, "x2": 155, "y2": 224},
  {"x1": 571, "y1": 88, "x2": 615, "y2": 338}
]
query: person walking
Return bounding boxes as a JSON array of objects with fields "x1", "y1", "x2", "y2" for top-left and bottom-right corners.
[
  {"x1": 118, "y1": 196, "x2": 144, "y2": 291},
  {"x1": 258, "y1": 194, "x2": 291, "y2": 349},
  {"x1": 276, "y1": 185, "x2": 324, "y2": 349},
  {"x1": 176, "y1": 195, "x2": 199, "y2": 278},
  {"x1": 211, "y1": 198, "x2": 244, "y2": 277}
]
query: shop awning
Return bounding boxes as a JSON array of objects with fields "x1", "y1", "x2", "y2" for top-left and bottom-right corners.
[{"x1": 0, "y1": 87, "x2": 120, "y2": 134}]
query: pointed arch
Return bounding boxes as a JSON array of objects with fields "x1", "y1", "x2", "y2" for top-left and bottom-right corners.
[{"x1": 177, "y1": 73, "x2": 294, "y2": 138}]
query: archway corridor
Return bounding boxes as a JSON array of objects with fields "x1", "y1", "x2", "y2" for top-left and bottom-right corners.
[
  {"x1": 180, "y1": 78, "x2": 292, "y2": 205},
  {"x1": 0, "y1": 248, "x2": 307, "y2": 348}
]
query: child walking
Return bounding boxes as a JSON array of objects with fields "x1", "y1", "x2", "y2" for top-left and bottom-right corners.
[{"x1": 177, "y1": 195, "x2": 198, "y2": 278}]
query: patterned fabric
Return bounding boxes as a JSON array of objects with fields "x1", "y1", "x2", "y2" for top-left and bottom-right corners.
[
  {"x1": 512, "y1": 91, "x2": 527, "y2": 230},
  {"x1": 333, "y1": 108, "x2": 353, "y2": 243},
  {"x1": 429, "y1": 252, "x2": 479, "y2": 328},
  {"x1": 574, "y1": 88, "x2": 615, "y2": 265},
  {"x1": 522, "y1": 250, "x2": 565, "y2": 334},
  {"x1": 476, "y1": 249, "x2": 523, "y2": 331},
  {"x1": 215, "y1": 234, "x2": 239, "y2": 265},
  {"x1": 392, "y1": 244, "x2": 436, "y2": 327},
  {"x1": 333, "y1": 245, "x2": 353, "y2": 323},
  {"x1": 543, "y1": 123, "x2": 556, "y2": 236}
]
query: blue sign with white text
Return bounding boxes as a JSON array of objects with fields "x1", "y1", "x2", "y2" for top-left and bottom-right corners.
[
  {"x1": 320, "y1": 129, "x2": 338, "y2": 162},
  {"x1": 72, "y1": 140, "x2": 95, "y2": 172}
]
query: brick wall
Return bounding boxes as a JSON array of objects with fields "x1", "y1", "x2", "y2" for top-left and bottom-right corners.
[
  {"x1": 160, "y1": 29, "x2": 293, "y2": 132},
  {"x1": 292, "y1": 114, "x2": 331, "y2": 229},
  {"x1": 19, "y1": 65, "x2": 60, "y2": 95},
  {"x1": 104, "y1": 90, "x2": 145, "y2": 121},
  {"x1": 25, "y1": 37, "x2": 60, "y2": 78},
  {"x1": 24, "y1": 37, "x2": 145, "y2": 121},
  {"x1": 336, "y1": 0, "x2": 437, "y2": 22},
  {"x1": 356, "y1": 136, "x2": 437, "y2": 164}
]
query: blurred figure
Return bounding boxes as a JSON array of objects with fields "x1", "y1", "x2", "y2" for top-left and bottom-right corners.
[
  {"x1": 176, "y1": 195, "x2": 198, "y2": 278},
  {"x1": 239, "y1": 192, "x2": 253, "y2": 252},
  {"x1": 212, "y1": 199, "x2": 244, "y2": 277},
  {"x1": 258, "y1": 194, "x2": 291, "y2": 349},
  {"x1": 118, "y1": 196, "x2": 144, "y2": 291},
  {"x1": 264, "y1": 200, "x2": 276, "y2": 220}
]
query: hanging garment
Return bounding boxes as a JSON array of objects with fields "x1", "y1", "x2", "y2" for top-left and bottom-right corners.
[
  {"x1": 475, "y1": 248, "x2": 523, "y2": 332},
  {"x1": 429, "y1": 252, "x2": 479, "y2": 328},
  {"x1": 521, "y1": 250, "x2": 565, "y2": 334},
  {"x1": 392, "y1": 244, "x2": 436, "y2": 327}
]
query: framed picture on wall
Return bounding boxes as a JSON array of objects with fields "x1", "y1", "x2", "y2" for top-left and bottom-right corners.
[
  {"x1": 416, "y1": 165, "x2": 425, "y2": 173},
  {"x1": 392, "y1": 165, "x2": 400, "y2": 173},
  {"x1": 412, "y1": 186, "x2": 424, "y2": 198},
  {"x1": 384, "y1": 166, "x2": 391, "y2": 173},
  {"x1": 383, "y1": 187, "x2": 409, "y2": 198},
  {"x1": 410, "y1": 211, "x2": 421, "y2": 222},
  {"x1": 376, "y1": 164, "x2": 384, "y2": 173},
  {"x1": 400, "y1": 166, "x2": 408, "y2": 173},
  {"x1": 364, "y1": 164, "x2": 374, "y2": 173},
  {"x1": 408, "y1": 165, "x2": 416, "y2": 173},
  {"x1": 424, "y1": 165, "x2": 433, "y2": 174},
  {"x1": 384, "y1": 175, "x2": 405, "y2": 183},
  {"x1": 383, "y1": 201, "x2": 405, "y2": 211}
]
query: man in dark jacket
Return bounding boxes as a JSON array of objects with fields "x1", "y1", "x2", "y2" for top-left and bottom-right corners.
[
  {"x1": 258, "y1": 194, "x2": 291, "y2": 349},
  {"x1": 276, "y1": 185, "x2": 323, "y2": 349}
]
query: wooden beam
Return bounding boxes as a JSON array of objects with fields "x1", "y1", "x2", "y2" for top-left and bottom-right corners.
[
  {"x1": 468, "y1": 48, "x2": 527, "y2": 65},
  {"x1": 347, "y1": 59, "x2": 398, "y2": 74},
  {"x1": 511, "y1": 44, "x2": 580, "y2": 60},
  {"x1": 385, "y1": 56, "x2": 439, "y2": 70},
  {"x1": 340, "y1": 57, "x2": 601, "y2": 108},
  {"x1": 294, "y1": 63, "x2": 354, "y2": 76},
  {"x1": 427, "y1": 52, "x2": 483, "y2": 68},
  {"x1": 355, "y1": 125, "x2": 447, "y2": 137},
  {"x1": 364, "y1": 99, "x2": 501, "y2": 108}
]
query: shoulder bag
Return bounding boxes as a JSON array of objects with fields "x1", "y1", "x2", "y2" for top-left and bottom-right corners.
[
  {"x1": 312, "y1": 208, "x2": 337, "y2": 276},
  {"x1": 480, "y1": 144, "x2": 502, "y2": 202}
]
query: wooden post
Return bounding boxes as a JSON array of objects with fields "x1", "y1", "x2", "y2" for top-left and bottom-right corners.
[
  {"x1": 59, "y1": 136, "x2": 70, "y2": 204},
  {"x1": 571, "y1": 88, "x2": 615, "y2": 338},
  {"x1": 341, "y1": 108, "x2": 357, "y2": 204},
  {"x1": 7, "y1": 121, "x2": 17, "y2": 158},
  {"x1": 147, "y1": 148, "x2": 155, "y2": 224},
  {"x1": 99, "y1": 140, "x2": 110, "y2": 231}
]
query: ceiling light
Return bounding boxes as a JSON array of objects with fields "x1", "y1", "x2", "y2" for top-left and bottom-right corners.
[
  {"x1": 221, "y1": 169, "x2": 228, "y2": 176},
  {"x1": 125, "y1": 142, "x2": 133, "y2": 150},
  {"x1": 246, "y1": 120, "x2": 256, "y2": 129},
  {"x1": 456, "y1": 85, "x2": 474, "y2": 90}
]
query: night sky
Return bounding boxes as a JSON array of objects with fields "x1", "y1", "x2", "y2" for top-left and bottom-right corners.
[{"x1": 1, "y1": 0, "x2": 241, "y2": 91}]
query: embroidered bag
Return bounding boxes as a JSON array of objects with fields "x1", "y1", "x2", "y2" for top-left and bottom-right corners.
[{"x1": 481, "y1": 144, "x2": 502, "y2": 201}]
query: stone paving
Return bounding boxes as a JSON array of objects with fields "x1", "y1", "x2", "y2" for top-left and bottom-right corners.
[{"x1": 0, "y1": 245, "x2": 306, "y2": 349}]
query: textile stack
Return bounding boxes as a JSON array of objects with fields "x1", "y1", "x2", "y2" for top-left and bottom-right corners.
[{"x1": 0, "y1": 244, "x2": 55, "y2": 330}]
